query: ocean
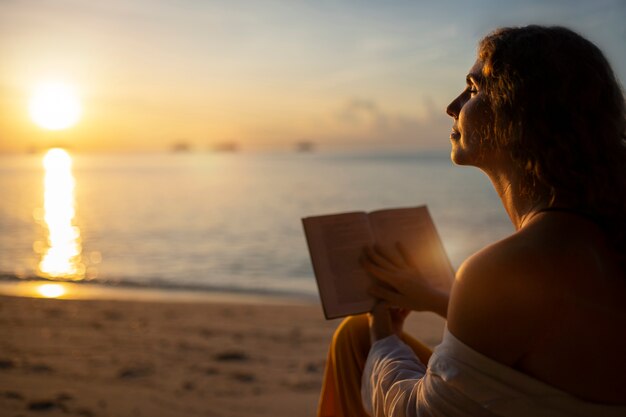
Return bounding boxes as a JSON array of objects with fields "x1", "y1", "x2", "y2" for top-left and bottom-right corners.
[{"x1": 0, "y1": 150, "x2": 513, "y2": 298}]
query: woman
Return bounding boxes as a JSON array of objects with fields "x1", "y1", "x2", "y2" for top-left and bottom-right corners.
[{"x1": 318, "y1": 26, "x2": 626, "y2": 417}]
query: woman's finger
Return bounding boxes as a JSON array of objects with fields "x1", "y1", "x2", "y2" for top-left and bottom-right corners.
[
  {"x1": 368, "y1": 284, "x2": 398, "y2": 301},
  {"x1": 396, "y1": 241, "x2": 418, "y2": 269},
  {"x1": 374, "y1": 244, "x2": 406, "y2": 268},
  {"x1": 389, "y1": 307, "x2": 411, "y2": 322},
  {"x1": 368, "y1": 284, "x2": 415, "y2": 310},
  {"x1": 362, "y1": 258, "x2": 403, "y2": 288},
  {"x1": 364, "y1": 246, "x2": 398, "y2": 271}
]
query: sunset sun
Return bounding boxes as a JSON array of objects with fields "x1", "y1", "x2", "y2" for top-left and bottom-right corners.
[{"x1": 29, "y1": 82, "x2": 82, "y2": 130}]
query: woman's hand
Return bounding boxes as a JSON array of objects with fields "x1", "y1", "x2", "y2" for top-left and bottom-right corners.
[
  {"x1": 362, "y1": 243, "x2": 450, "y2": 318},
  {"x1": 368, "y1": 301, "x2": 410, "y2": 343}
]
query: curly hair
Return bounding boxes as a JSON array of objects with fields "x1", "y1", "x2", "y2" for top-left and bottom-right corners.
[{"x1": 477, "y1": 25, "x2": 626, "y2": 264}]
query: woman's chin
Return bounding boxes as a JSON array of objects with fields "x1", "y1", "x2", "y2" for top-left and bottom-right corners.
[
  {"x1": 450, "y1": 144, "x2": 470, "y2": 166},
  {"x1": 449, "y1": 138, "x2": 484, "y2": 167}
]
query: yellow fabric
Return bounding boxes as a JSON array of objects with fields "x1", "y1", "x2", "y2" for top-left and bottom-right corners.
[{"x1": 318, "y1": 314, "x2": 432, "y2": 417}]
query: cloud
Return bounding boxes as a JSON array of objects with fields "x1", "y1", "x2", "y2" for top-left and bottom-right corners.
[
  {"x1": 337, "y1": 98, "x2": 384, "y2": 126},
  {"x1": 335, "y1": 97, "x2": 451, "y2": 148}
]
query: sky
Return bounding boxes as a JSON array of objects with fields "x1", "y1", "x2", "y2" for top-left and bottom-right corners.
[{"x1": 1, "y1": 0, "x2": 625, "y2": 152}]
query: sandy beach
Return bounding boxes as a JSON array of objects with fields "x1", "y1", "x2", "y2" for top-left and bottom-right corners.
[{"x1": 0, "y1": 293, "x2": 445, "y2": 417}]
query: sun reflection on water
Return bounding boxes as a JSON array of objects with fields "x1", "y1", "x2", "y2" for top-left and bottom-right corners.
[
  {"x1": 38, "y1": 148, "x2": 85, "y2": 279},
  {"x1": 36, "y1": 283, "x2": 67, "y2": 298}
]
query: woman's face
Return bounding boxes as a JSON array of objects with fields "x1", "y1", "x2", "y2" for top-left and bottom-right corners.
[{"x1": 446, "y1": 59, "x2": 496, "y2": 167}]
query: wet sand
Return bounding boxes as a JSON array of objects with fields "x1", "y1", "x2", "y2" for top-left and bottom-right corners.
[{"x1": 0, "y1": 294, "x2": 445, "y2": 417}]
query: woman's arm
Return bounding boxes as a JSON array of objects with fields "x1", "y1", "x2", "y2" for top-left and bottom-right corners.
[
  {"x1": 362, "y1": 334, "x2": 427, "y2": 417},
  {"x1": 363, "y1": 303, "x2": 426, "y2": 417}
]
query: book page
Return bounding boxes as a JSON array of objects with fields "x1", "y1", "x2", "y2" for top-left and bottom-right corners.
[
  {"x1": 369, "y1": 206, "x2": 454, "y2": 292},
  {"x1": 302, "y1": 212, "x2": 377, "y2": 319}
]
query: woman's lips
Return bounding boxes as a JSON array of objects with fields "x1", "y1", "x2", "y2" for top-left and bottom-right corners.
[{"x1": 450, "y1": 127, "x2": 461, "y2": 141}]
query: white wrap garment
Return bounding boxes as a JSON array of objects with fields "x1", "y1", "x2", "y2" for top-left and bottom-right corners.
[{"x1": 362, "y1": 328, "x2": 626, "y2": 417}]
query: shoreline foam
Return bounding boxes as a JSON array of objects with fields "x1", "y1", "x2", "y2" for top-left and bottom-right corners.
[{"x1": 0, "y1": 275, "x2": 317, "y2": 305}]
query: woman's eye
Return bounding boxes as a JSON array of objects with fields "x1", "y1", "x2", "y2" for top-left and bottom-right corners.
[{"x1": 464, "y1": 85, "x2": 478, "y2": 97}]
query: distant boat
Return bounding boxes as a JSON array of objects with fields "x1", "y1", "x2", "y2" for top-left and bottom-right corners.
[
  {"x1": 212, "y1": 142, "x2": 239, "y2": 152},
  {"x1": 171, "y1": 142, "x2": 192, "y2": 153},
  {"x1": 295, "y1": 141, "x2": 315, "y2": 152}
]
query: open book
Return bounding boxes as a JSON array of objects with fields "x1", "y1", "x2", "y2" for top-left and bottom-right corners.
[{"x1": 302, "y1": 206, "x2": 454, "y2": 319}]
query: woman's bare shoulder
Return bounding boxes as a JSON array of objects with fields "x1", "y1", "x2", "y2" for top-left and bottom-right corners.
[
  {"x1": 447, "y1": 217, "x2": 625, "y2": 366},
  {"x1": 447, "y1": 216, "x2": 626, "y2": 402},
  {"x1": 446, "y1": 232, "x2": 551, "y2": 364}
]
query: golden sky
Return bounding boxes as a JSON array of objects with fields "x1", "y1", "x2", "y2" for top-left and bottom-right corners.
[{"x1": 1, "y1": 0, "x2": 625, "y2": 152}]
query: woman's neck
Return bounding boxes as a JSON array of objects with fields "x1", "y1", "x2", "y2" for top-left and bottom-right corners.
[{"x1": 482, "y1": 166, "x2": 548, "y2": 231}]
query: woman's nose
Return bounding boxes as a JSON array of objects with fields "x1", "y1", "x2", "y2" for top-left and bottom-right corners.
[{"x1": 446, "y1": 96, "x2": 461, "y2": 119}]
